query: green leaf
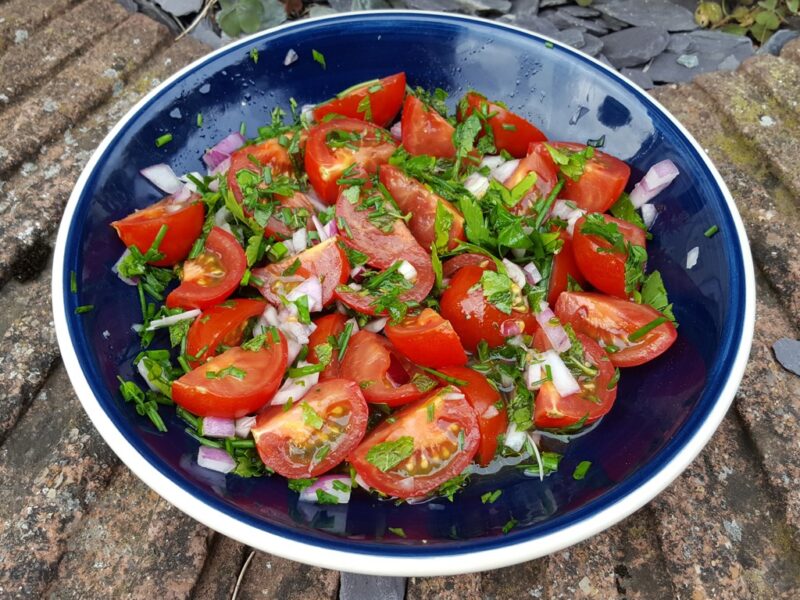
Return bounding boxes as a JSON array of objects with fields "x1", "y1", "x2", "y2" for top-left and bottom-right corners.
[
  {"x1": 288, "y1": 478, "x2": 316, "y2": 492},
  {"x1": 365, "y1": 436, "x2": 414, "y2": 472},
  {"x1": 433, "y1": 201, "x2": 454, "y2": 253},
  {"x1": 640, "y1": 271, "x2": 676, "y2": 324},
  {"x1": 624, "y1": 243, "x2": 648, "y2": 294},
  {"x1": 573, "y1": 460, "x2": 592, "y2": 480},
  {"x1": 312, "y1": 49, "x2": 326, "y2": 69},
  {"x1": 609, "y1": 192, "x2": 646, "y2": 230},
  {"x1": 301, "y1": 402, "x2": 324, "y2": 430},
  {"x1": 479, "y1": 270, "x2": 514, "y2": 314}
]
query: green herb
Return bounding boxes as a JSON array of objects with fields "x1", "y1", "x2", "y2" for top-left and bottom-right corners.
[
  {"x1": 437, "y1": 473, "x2": 470, "y2": 502},
  {"x1": 452, "y1": 113, "x2": 482, "y2": 174},
  {"x1": 332, "y1": 479, "x2": 350, "y2": 493},
  {"x1": 155, "y1": 133, "x2": 173, "y2": 148},
  {"x1": 168, "y1": 316, "x2": 192, "y2": 348},
  {"x1": 205, "y1": 365, "x2": 246, "y2": 380},
  {"x1": 196, "y1": 113, "x2": 203, "y2": 127},
  {"x1": 541, "y1": 452, "x2": 562, "y2": 475},
  {"x1": 624, "y1": 244, "x2": 648, "y2": 294},
  {"x1": 431, "y1": 244, "x2": 443, "y2": 290},
  {"x1": 545, "y1": 41, "x2": 554, "y2": 49},
  {"x1": 242, "y1": 329, "x2": 278, "y2": 352},
  {"x1": 573, "y1": 460, "x2": 592, "y2": 480},
  {"x1": 313, "y1": 443, "x2": 331, "y2": 464},
  {"x1": 640, "y1": 271, "x2": 676, "y2": 323},
  {"x1": 70, "y1": 271, "x2": 77, "y2": 293},
  {"x1": 249, "y1": 47, "x2": 259, "y2": 64},
  {"x1": 479, "y1": 270, "x2": 514, "y2": 314},
  {"x1": 74, "y1": 304, "x2": 94, "y2": 314},
  {"x1": 388, "y1": 527, "x2": 407, "y2": 538},
  {"x1": 337, "y1": 320, "x2": 354, "y2": 361},
  {"x1": 427, "y1": 402, "x2": 435, "y2": 422},
  {"x1": 433, "y1": 201, "x2": 454, "y2": 253},
  {"x1": 117, "y1": 376, "x2": 167, "y2": 432},
  {"x1": 288, "y1": 478, "x2": 316, "y2": 492},
  {"x1": 544, "y1": 143, "x2": 594, "y2": 181},
  {"x1": 301, "y1": 401, "x2": 324, "y2": 430},
  {"x1": 413, "y1": 86, "x2": 450, "y2": 118},
  {"x1": 417, "y1": 366, "x2": 468, "y2": 386},
  {"x1": 610, "y1": 192, "x2": 646, "y2": 230},
  {"x1": 245, "y1": 232, "x2": 265, "y2": 267},
  {"x1": 704, "y1": 225, "x2": 719, "y2": 238},
  {"x1": 501, "y1": 123, "x2": 517, "y2": 131},
  {"x1": 628, "y1": 316, "x2": 669, "y2": 342},
  {"x1": 316, "y1": 489, "x2": 340, "y2": 505},
  {"x1": 239, "y1": 121, "x2": 246, "y2": 136},
  {"x1": 365, "y1": 436, "x2": 414, "y2": 472},
  {"x1": 502, "y1": 517, "x2": 518, "y2": 534},
  {"x1": 314, "y1": 342, "x2": 333, "y2": 368},
  {"x1": 481, "y1": 490, "x2": 502, "y2": 504},
  {"x1": 356, "y1": 94, "x2": 372, "y2": 121},
  {"x1": 608, "y1": 367, "x2": 620, "y2": 389},
  {"x1": 287, "y1": 363, "x2": 326, "y2": 378},
  {"x1": 566, "y1": 274, "x2": 584, "y2": 292},
  {"x1": 579, "y1": 213, "x2": 625, "y2": 253},
  {"x1": 411, "y1": 373, "x2": 438, "y2": 392},
  {"x1": 312, "y1": 49, "x2": 326, "y2": 69}
]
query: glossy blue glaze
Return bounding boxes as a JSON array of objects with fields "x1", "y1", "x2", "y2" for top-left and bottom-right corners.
[{"x1": 61, "y1": 13, "x2": 746, "y2": 556}]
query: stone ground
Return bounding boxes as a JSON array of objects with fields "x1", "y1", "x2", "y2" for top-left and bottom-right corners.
[{"x1": 0, "y1": 0, "x2": 799, "y2": 598}]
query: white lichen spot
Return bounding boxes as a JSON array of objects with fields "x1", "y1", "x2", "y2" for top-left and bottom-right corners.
[
  {"x1": 0, "y1": 94, "x2": 8, "y2": 104},
  {"x1": 14, "y1": 30, "x2": 28, "y2": 44},
  {"x1": 20, "y1": 162, "x2": 37, "y2": 176},
  {"x1": 42, "y1": 98, "x2": 59, "y2": 113},
  {"x1": 759, "y1": 115, "x2": 776, "y2": 127},
  {"x1": 133, "y1": 38, "x2": 140, "y2": 45},
  {"x1": 164, "y1": 57, "x2": 172, "y2": 66},
  {"x1": 717, "y1": 465, "x2": 733, "y2": 482},
  {"x1": 0, "y1": 146, "x2": 8, "y2": 160},
  {"x1": 723, "y1": 519, "x2": 742, "y2": 543},
  {"x1": 43, "y1": 164, "x2": 61, "y2": 180},
  {"x1": 578, "y1": 576, "x2": 593, "y2": 594},
  {"x1": 102, "y1": 68, "x2": 118, "y2": 79}
]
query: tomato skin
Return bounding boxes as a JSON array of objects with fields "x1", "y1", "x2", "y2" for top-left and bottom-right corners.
[
  {"x1": 401, "y1": 95, "x2": 456, "y2": 158},
  {"x1": 349, "y1": 386, "x2": 479, "y2": 499},
  {"x1": 553, "y1": 142, "x2": 631, "y2": 213},
  {"x1": 112, "y1": 195, "x2": 205, "y2": 266},
  {"x1": 307, "y1": 313, "x2": 348, "y2": 380},
  {"x1": 252, "y1": 379, "x2": 369, "y2": 478},
  {"x1": 533, "y1": 333, "x2": 617, "y2": 429},
  {"x1": 503, "y1": 142, "x2": 558, "y2": 213},
  {"x1": 555, "y1": 292, "x2": 677, "y2": 367},
  {"x1": 459, "y1": 92, "x2": 547, "y2": 158},
  {"x1": 441, "y1": 253, "x2": 496, "y2": 278},
  {"x1": 439, "y1": 265, "x2": 539, "y2": 352},
  {"x1": 172, "y1": 334, "x2": 287, "y2": 418},
  {"x1": 384, "y1": 309, "x2": 468, "y2": 368},
  {"x1": 305, "y1": 118, "x2": 396, "y2": 204},
  {"x1": 185, "y1": 299, "x2": 266, "y2": 367},
  {"x1": 437, "y1": 367, "x2": 506, "y2": 467},
  {"x1": 572, "y1": 214, "x2": 646, "y2": 299},
  {"x1": 547, "y1": 232, "x2": 587, "y2": 306},
  {"x1": 166, "y1": 227, "x2": 247, "y2": 311},
  {"x1": 379, "y1": 165, "x2": 465, "y2": 251},
  {"x1": 313, "y1": 72, "x2": 406, "y2": 127},
  {"x1": 339, "y1": 331, "x2": 430, "y2": 407},
  {"x1": 252, "y1": 237, "x2": 349, "y2": 308}
]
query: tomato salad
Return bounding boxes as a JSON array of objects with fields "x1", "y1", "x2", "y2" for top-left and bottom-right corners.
[{"x1": 111, "y1": 71, "x2": 681, "y2": 505}]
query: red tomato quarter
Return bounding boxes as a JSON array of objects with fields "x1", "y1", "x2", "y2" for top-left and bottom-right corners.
[
  {"x1": 185, "y1": 298, "x2": 266, "y2": 367},
  {"x1": 339, "y1": 331, "x2": 432, "y2": 407},
  {"x1": 442, "y1": 253, "x2": 496, "y2": 278},
  {"x1": 503, "y1": 142, "x2": 559, "y2": 214},
  {"x1": 553, "y1": 142, "x2": 631, "y2": 213},
  {"x1": 313, "y1": 72, "x2": 406, "y2": 128},
  {"x1": 305, "y1": 118, "x2": 396, "y2": 204},
  {"x1": 349, "y1": 386, "x2": 479, "y2": 499},
  {"x1": 547, "y1": 232, "x2": 587, "y2": 306},
  {"x1": 555, "y1": 292, "x2": 677, "y2": 367},
  {"x1": 112, "y1": 194, "x2": 204, "y2": 266},
  {"x1": 437, "y1": 367, "x2": 506, "y2": 467},
  {"x1": 401, "y1": 95, "x2": 456, "y2": 159},
  {"x1": 307, "y1": 313, "x2": 349, "y2": 380},
  {"x1": 172, "y1": 333, "x2": 287, "y2": 418},
  {"x1": 166, "y1": 227, "x2": 246, "y2": 310},
  {"x1": 384, "y1": 308, "x2": 467, "y2": 368},
  {"x1": 459, "y1": 91, "x2": 547, "y2": 158},
  {"x1": 252, "y1": 379, "x2": 369, "y2": 478}
]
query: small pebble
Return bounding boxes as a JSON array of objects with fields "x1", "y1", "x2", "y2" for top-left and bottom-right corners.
[
  {"x1": 676, "y1": 53, "x2": 699, "y2": 68},
  {"x1": 773, "y1": 338, "x2": 800, "y2": 376},
  {"x1": 759, "y1": 115, "x2": 776, "y2": 127}
]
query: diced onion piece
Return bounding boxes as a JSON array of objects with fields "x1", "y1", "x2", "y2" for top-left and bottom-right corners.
[
  {"x1": 197, "y1": 447, "x2": 235, "y2": 474},
  {"x1": 202, "y1": 132, "x2": 246, "y2": 169},
  {"x1": 284, "y1": 48, "x2": 299, "y2": 66},
  {"x1": 641, "y1": 203, "x2": 658, "y2": 229},
  {"x1": 363, "y1": 317, "x2": 389, "y2": 333},
  {"x1": 534, "y1": 303, "x2": 571, "y2": 353},
  {"x1": 441, "y1": 391, "x2": 466, "y2": 402},
  {"x1": 542, "y1": 350, "x2": 581, "y2": 396},
  {"x1": 180, "y1": 172, "x2": 203, "y2": 193},
  {"x1": 140, "y1": 163, "x2": 183, "y2": 194},
  {"x1": 398, "y1": 260, "x2": 417, "y2": 282},
  {"x1": 390, "y1": 121, "x2": 402, "y2": 141},
  {"x1": 287, "y1": 276, "x2": 323, "y2": 312},
  {"x1": 172, "y1": 185, "x2": 192, "y2": 203},
  {"x1": 270, "y1": 360, "x2": 320, "y2": 406},
  {"x1": 686, "y1": 246, "x2": 699, "y2": 270},
  {"x1": 464, "y1": 172, "x2": 490, "y2": 198},
  {"x1": 209, "y1": 156, "x2": 231, "y2": 176},
  {"x1": 235, "y1": 416, "x2": 256, "y2": 439},
  {"x1": 500, "y1": 319, "x2": 523, "y2": 338},
  {"x1": 292, "y1": 228, "x2": 308, "y2": 253},
  {"x1": 502, "y1": 258, "x2": 526, "y2": 289},
  {"x1": 112, "y1": 249, "x2": 138, "y2": 286},
  {"x1": 523, "y1": 262, "x2": 542, "y2": 285},
  {"x1": 136, "y1": 360, "x2": 161, "y2": 392},
  {"x1": 550, "y1": 199, "x2": 577, "y2": 221},
  {"x1": 524, "y1": 361, "x2": 543, "y2": 390},
  {"x1": 202, "y1": 416, "x2": 235, "y2": 439},
  {"x1": 305, "y1": 187, "x2": 327, "y2": 212},
  {"x1": 301, "y1": 103, "x2": 316, "y2": 125},
  {"x1": 480, "y1": 155, "x2": 505, "y2": 170},
  {"x1": 482, "y1": 405, "x2": 500, "y2": 419},
  {"x1": 349, "y1": 265, "x2": 364, "y2": 279},
  {"x1": 299, "y1": 475, "x2": 352, "y2": 504},
  {"x1": 504, "y1": 423, "x2": 527, "y2": 452},
  {"x1": 527, "y1": 433, "x2": 545, "y2": 481},
  {"x1": 312, "y1": 215, "x2": 330, "y2": 242},
  {"x1": 491, "y1": 158, "x2": 520, "y2": 183},
  {"x1": 145, "y1": 308, "x2": 201, "y2": 331},
  {"x1": 629, "y1": 159, "x2": 680, "y2": 208}
]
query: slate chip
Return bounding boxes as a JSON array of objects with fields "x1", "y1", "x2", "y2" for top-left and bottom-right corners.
[
  {"x1": 757, "y1": 29, "x2": 800, "y2": 56},
  {"x1": 601, "y1": 26, "x2": 670, "y2": 68},
  {"x1": 773, "y1": 338, "x2": 800, "y2": 377},
  {"x1": 597, "y1": 0, "x2": 698, "y2": 32}
]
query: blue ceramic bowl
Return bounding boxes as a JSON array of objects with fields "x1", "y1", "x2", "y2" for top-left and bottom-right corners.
[{"x1": 52, "y1": 11, "x2": 755, "y2": 575}]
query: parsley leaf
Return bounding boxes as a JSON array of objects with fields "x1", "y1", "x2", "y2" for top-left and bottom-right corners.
[
  {"x1": 301, "y1": 401, "x2": 324, "y2": 430},
  {"x1": 288, "y1": 478, "x2": 317, "y2": 492},
  {"x1": 480, "y1": 270, "x2": 514, "y2": 314},
  {"x1": 312, "y1": 49, "x2": 326, "y2": 69},
  {"x1": 544, "y1": 144, "x2": 595, "y2": 181},
  {"x1": 365, "y1": 436, "x2": 414, "y2": 472},
  {"x1": 624, "y1": 244, "x2": 648, "y2": 294},
  {"x1": 573, "y1": 460, "x2": 592, "y2": 480},
  {"x1": 610, "y1": 192, "x2": 646, "y2": 230},
  {"x1": 433, "y1": 201, "x2": 454, "y2": 253},
  {"x1": 640, "y1": 271, "x2": 676, "y2": 323},
  {"x1": 388, "y1": 527, "x2": 407, "y2": 538}
]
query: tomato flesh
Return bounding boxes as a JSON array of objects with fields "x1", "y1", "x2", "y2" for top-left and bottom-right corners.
[
  {"x1": 307, "y1": 313, "x2": 349, "y2": 380},
  {"x1": 185, "y1": 298, "x2": 266, "y2": 367},
  {"x1": 252, "y1": 379, "x2": 369, "y2": 478},
  {"x1": 166, "y1": 227, "x2": 247, "y2": 310},
  {"x1": 313, "y1": 72, "x2": 406, "y2": 128},
  {"x1": 339, "y1": 331, "x2": 431, "y2": 407},
  {"x1": 441, "y1": 253, "x2": 496, "y2": 278},
  {"x1": 553, "y1": 142, "x2": 631, "y2": 213},
  {"x1": 112, "y1": 194, "x2": 205, "y2": 266},
  {"x1": 384, "y1": 308, "x2": 467, "y2": 368},
  {"x1": 349, "y1": 386, "x2": 479, "y2": 499},
  {"x1": 459, "y1": 91, "x2": 547, "y2": 158},
  {"x1": 503, "y1": 142, "x2": 558, "y2": 214},
  {"x1": 401, "y1": 95, "x2": 456, "y2": 159},
  {"x1": 547, "y1": 232, "x2": 587, "y2": 306},
  {"x1": 555, "y1": 292, "x2": 677, "y2": 367},
  {"x1": 172, "y1": 333, "x2": 287, "y2": 418}
]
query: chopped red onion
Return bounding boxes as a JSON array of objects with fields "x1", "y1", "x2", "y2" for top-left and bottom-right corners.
[
  {"x1": 349, "y1": 265, "x2": 364, "y2": 280},
  {"x1": 542, "y1": 350, "x2": 581, "y2": 396},
  {"x1": 112, "y1": 249, "x2": 138, "y2": 286},
  {"x1": 363, "y1": 317, "x2": 389, "y2": 333},
  {"x1": 524, "y1": 361, "x2": 543, "y2": 390},
  {"x1": 140, "y1": 163, "x2": 183, "y2": 194},
  {"x1": 686, "y1": 246, "x2": 699, "y2": 270},
  {"x1": 312, "y1": 215, "x2": 329, "y2": 242},
  {"x1": 523, "y1": 262, "x2": 542, "y2": 285},
  {"x1": 480, "y1": 155, "x2": 505, "y2": 170},
  {"x1": 442, "y1": 391, "x2": 466, "y2": 402},
  {"x1": 482, "y1": 405, "x2": 500, "y2": 419},
  {"x1": 270, "y1": 360, "x2": 320, "y2": 405},
  {"x1": 234, "y1": 416, "x2": 256, "y2": 439},
  {"x1": 172, "y1": 185, "x2": 193, "y2": 203},
  {"x1": 641, "y1": 203, "x2": 658, "y2": 229},
  {"x1": 502, "y1": 259, "x2": 526, "y2": 289},
  {"x1": 500, "y1": 319, "x2": 523, "y2": 338},
  {"x1": 286, "y1": 276, "x2": 323, "y2": 311},
  {"x1": 299, "y1": 475, "x2": 352, "y2": 504},
  {"x1": 398, "y1": 260, "x2": 417, "y2": 282},
  {"x1": 493, "y1": 158, "x2": 520, "y2": 183},
  {"x1": 197, "y1": 447, "x2": 235, "y2": 474},
  {"x1": 629, "y1": 159, "x2": 679, "y2": 208},
  {"x1": 284, "y1": 48, "x2": 299, "y2": 66},
  {"x1": 504, "y1": 423, "x2": 527, "y2": 452},
  {"x1": 390, "y1": 121, "x2": 402, "y2": 141},
  {"x1": 534, "y1": 303, "x2": 571, "y2": 353},
  {"x1": 145, "y1": 308, "x2": 200, "y2": 331},
  {"x1": 202, "y1": 132, "x2": 246, "y2": 169},
  {"x1": 202, "y1": 416, "x2": 236, "y2": 438},
  {"x1": 291, "y1": 228, "x2": 308, "y2": 253},
  {"x1": 464, "y1": 172, "x2": 490, "y2": 197},
  {"x1": 209, "y1": 156, "x2": 231, "y2": 176}
]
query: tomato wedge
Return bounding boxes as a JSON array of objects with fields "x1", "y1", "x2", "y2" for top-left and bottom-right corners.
[
  {"x1": 313, "y1": 72, "x2": 406, "y2": 128},
  {"x1": 532, "y1": 333, "x2": 618, "y2": 429},
  {"x1": 401, "y1": 95, "x2": 456, "y2": 159},
  {"x1": 349, "y1": 386, "x2": 479, "y2": 499},
  {"x1": 458, "y1": 91, "x2": 547, "y2": 158},
  {"x1": 185, "y1": 298, "x2": 266, "y2": 367},
  {"x1": 442, "y1": 253, "x2": 496, "y2": 278},
  {"x1": 307, "y1": 313, "x2": 349, "y2": 380},
  {"x1": 251, "y1": 379, "x2": 369, "y2": 478},
  {"x1": 112, "y1": 194, "x2": 205, "y2": 266},
  {"x1": 439, "y1": 264, "x2": 539, "y2": 352},
  {"x1": 547, "y1": 232, "x2": 587, "y2": 306},
  {"x1": 384, "y1": 308, "x2": 467, "y2": 368},
  {"x1": 379, "y1": 165, "x2": 465, "y2": 251},
  {"x1": 553, "y1": 142, "x2": 631, "y2": 213},
  {"x1": 339, "y1": 330, "x2": 432, "y2": 407},
  {"x1": 172, "y1": 333, "x2": 287, "y2": 418},
  {"x1": 572, "y1": 214, "x2": 646, "y2": 299},
  {"x1": 305, "y1": 118, "x2": 396, "y2": 204},
  {"x1": 252, "y1": 237, "x2": 349, "y2": 308},
  {"x1": 436, "y1": 367, "x2": 506, "y2": 467},
  {"x1": 503, "y1": 142, "x2": 558, "y2": 214},
  {"x1": 555, "y1": 292, "x2": 677, "y2": 367},
  {"x1": 166, "y1": 227, "x2": 246, "y2": 310}
]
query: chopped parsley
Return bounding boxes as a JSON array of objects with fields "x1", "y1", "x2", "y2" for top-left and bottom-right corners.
[
  {"x1": 316, "y1": 489, "x2": 340, "y2": 505},
  {"x1": 155, "y1": 133, "x2": 173, "y2": 148},
  {"x1": 205, "y1": 365, "x2": 246, "y2": 380},
  {"x1": 610, "y1": 192, "x2": 646, "y2": 230},
  {"x1": 544, "y1": 143, "x2": 594, "y2": 181},
  {"x1": 481, "y1": 490, "x2": 502, "y2": 504},
  {"x1": 365, "y1": 436, "x2": 414, "y2": 472},
  {"x1": 479, "y1": 270, "x2": 514, "y2": 314},
  {"x1": 249, "y1": 47, "x2": 259, "y2": 64},
  {"x1": 387, "y1": 527, "x2": 407, "y2": 538},
  {"x1": 288, "y1": 478, "x2": 317, "y2": 492},
  {"x1": 572, "y1": 460, "x2": 592, "y2": 480},
  {"x1": 502, "y1": 517, "x2": 518, "y2": 534},
  {"x1": 628, "y1": 317, "x2": 669, "y2": 342},
  {"x1": 74, "y1": 304, "x2": 94, "y2": 314},
  {"x1": 312, "y1": 49, "x2": 326, "y2": 69},
  {"x1": 640, "y1": 271, "x2": 676, "y2": 323},
  {"x1": 704, "y1": 225, "x2": 719, "y2": 238},
  {"x1": 301, "y1": 401, "x2": 324, "y2": 430}
]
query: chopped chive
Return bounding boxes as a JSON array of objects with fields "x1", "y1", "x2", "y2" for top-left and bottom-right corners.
[
  {"x1": 416, "y1": 365, "x2": 468, "y2": 386},
  {"x1": 74, "y1": 304, "x2": 94, "y2": 314},
  {"x1": 481, "y1": 490, "x2": 502, "y2": 504},
  {"x1": 185, "y1": 427, "x2": 223, "y2": 448},
  {"x1": 502, "y1": 517, "x2": 518, "y2": 534},
  {"x1": 176, "y1": 406, "x2": 200, "y2": 429},
  {"x1": 312, "y1": 49, "x2": 326, "y2": 69},
  {"x1": 704, "y1": 225, "x2": 719, "y2": 238},
  {"x1": 239, "y1": 121, "x2": 246, "y2": 136},
  {"x1": 627, "y1": 316, "x2": 668, "y2": 342},
  {"x1": 501, "y1": 123, "x2": 517, "y2": 131},
  {"x1": 387, "y1": 527, "x2": 406, "y2": 538},
  {"x1": 573, "y1": 460, "x2": 592, "y2": 480},
  {"x1": 155, "y1": 133, "x2": 172, "y2": 148},
  {"x1": 249, "y1": 47, "x2": 259, "y2": 64},
  {"x1": 70, "y1": 270, "x2": 77, "y2": 293},
  {"x1": 337, "y1": 321, "x2": 354, "y2": 361},
  {"x1": 427, "y1": 402, "x2": 435, "y2": 422},
  {"x1": 545, "y1": 41, "x2": 554, "y2": 49},
  {"x1": 196, "y1": 113, "x2": 203, "y2": 127}
]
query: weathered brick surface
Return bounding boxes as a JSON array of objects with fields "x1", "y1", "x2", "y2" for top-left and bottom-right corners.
[
  {"x1": 0, "y1": 0, "x2": 79, "y2": 54},
  {"x1": 191, "y1": 534, "x2": 248, "y2": 600},
  {"x1": 234, "y1": 553, "x2": 339, "y2": 600}
]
